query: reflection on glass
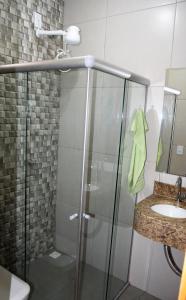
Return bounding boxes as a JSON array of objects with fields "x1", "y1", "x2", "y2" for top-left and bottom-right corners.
[
  {"x1": 156, "y1": 92, "x2": 176, "y2": 173},
  {"x1": 106, "y1": 81, "x2": 147, "y2": 299},
  {"x1": 156, "y1": 68, "x2": 186, "y2": 176},
  {"x1": 80, "y1": 70, "x2": 126, "y2": 300}
]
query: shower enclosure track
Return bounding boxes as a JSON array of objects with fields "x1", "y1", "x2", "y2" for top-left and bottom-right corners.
[{"x1": 0, "y1": 55, "x2": 150, "y2": 86}]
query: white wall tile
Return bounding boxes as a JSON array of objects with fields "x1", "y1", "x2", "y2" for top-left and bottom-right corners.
[
  {"x1": 118, "y1": 169, "x2": 136, "y2": 227},
  {"x1": 91, "y1": 87, "x2": 123, "y2": 155},
  {"x1": 61, "y1": 69, "x2": 88, "y2": 89},
  {"x1": 129, "y1": 232, "x2": 153, "y2": 290},
  {"x1": 69, "y1": 19, "x2": 107, "y2": 59},
  {"x1": 125, "y1": 83, "x2": 146, "y2": 116},
  {"x1": 108, "y1": 0, "x2": 176, "y2": 17},
  {"x1": 105, "y1": 5, "x2": 175, "y2": 82},
  {"x1": 138, "y1": 161, "x2": 156, "y2": 202},
  {"x1": 154, "y1": 171, "x2": 160, "y2": 181},
  {"x1": 171, "y1": 2, "x2": 186, "y2": 67},
  {"x1": 88, "y1": 152, "x2": 118, "y2": 220},
  {"x1": 57, "y1": 147, "x2": 82, "y2": 208},
  {"x1": 159, "y1": 172, "x2": 178, "y2": 185},
  {"x1": 158, "y1": 172, "x2": 186, "y2": 187},
  {"x1": 83, "y1": 218, "x2": 95, "y2": 265},
  {"x1": 91, "y1": 218, "x2": 112, "y2": 272},
  {"x1": 112, "y1": 225, "x2": 132, "y2": 280},
  {"x1": 102, "y1": 73, "x2": 125, "y2": 87},
  {"x1": 56, "y1": 234, "x2": 77, "y2": 256},
  {"x1": 59, "y1": 88, "x2": 86, "y2": 149},
  {"x1": 84, "y1": 220, "x2": 133, "y2": 281},
  {"x1": 147, "y1": 241, "x2": 183, "y2": 300},
  {"x1": 146, "y1": 86, "x2": 164, "y2": 162},
  {"x1": 56, "y1": 202, "x2": 79, "y2": 255},
  {"x1": 56, "y1": 202, "x2": 78, "y2": 240},
  {"x1": 64, "y1": 0, "x2": 107, "y2": 25}
]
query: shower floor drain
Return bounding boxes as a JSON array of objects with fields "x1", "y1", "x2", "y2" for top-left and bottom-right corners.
[
  {"x1": 49, "y1": 251, "x2": 61, "y2": 259},
  {"x1": 44, "y1": 251, "x2": 75, "y2": 268}
]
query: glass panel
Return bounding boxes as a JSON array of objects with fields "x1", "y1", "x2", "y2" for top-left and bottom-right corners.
[
  {"x1": 0, "y1": 66, "x2": 148, "y2": 300},
  {"x1": 106, "y1": 81, "x2": 147, "y2": 299},
  {"x1": 0, "y1": 73, "x2": 27, "y2": 278},
  {"x1": 79, "y1": 70, "x2": 126, "y2": 300},
  {"x1": 26, "y1": 69, "x2": 88, "y2": 300},
  {"x1": 156, "y1": 92, "x2": 176, "y2": 173}
]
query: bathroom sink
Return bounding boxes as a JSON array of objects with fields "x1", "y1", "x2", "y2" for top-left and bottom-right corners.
[
  {"x1": 151, "y1": 204, "x2": 186, "y2": 218},
  {"x1": 134, "y1": 192, "x2": 186, "y2": 250}
]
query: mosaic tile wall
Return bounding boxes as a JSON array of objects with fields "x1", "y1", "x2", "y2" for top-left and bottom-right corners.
[{"x1": 0, "y1": 0, "x2": 64, "y2": 276}]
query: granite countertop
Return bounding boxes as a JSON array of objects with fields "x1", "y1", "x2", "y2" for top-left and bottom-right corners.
[{"x1": 134, "y1": 182, "x2": 186, "y2": 251}]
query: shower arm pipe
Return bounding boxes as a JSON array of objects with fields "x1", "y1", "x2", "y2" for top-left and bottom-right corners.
[
  {"x1": 36, "y1": 29, "x2": 66, "y2": 37},
  {"x1": 164, "y1": 245, "x2": 182, "y2": 277}
]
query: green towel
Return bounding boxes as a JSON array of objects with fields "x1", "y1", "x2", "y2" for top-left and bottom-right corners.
[
  {"x1": 156, "y1": 137, "x2": 163, "y2": 167},
  {"x1": 128, "y1": 109, "x2": 148, "y2": 194}
]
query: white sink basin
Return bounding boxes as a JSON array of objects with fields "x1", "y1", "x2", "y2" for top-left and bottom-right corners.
[{"x1": 151, "y1": 204, "x2": 186, "y2": 218}]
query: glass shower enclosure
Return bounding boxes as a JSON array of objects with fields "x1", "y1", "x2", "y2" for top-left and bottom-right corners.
[{"x1": 0, "y1": 56, "x2": 149, "y2": 300}]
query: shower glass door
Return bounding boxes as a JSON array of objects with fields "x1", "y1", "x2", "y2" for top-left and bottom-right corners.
[
  {"x1": 26, "y1": 69, "x2": 89, "y2": 300},
  {"x1": 106, "y1": 81, "x2": 147, "y2": 299},
  {"x1": 25, "y1": 68, "x2": 139, "y2": 300},
  {"x1": 78, "y1": 70, "x2": 126, "y2": 300},
  {"x1": 0, "y1": 63, "x2": 148, "y2": 300}
]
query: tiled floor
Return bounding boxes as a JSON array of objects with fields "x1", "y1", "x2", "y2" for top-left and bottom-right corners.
[
  {"x1": 28, "y1": 252, "x2": 124, "y2": 300},
  {"x1": 27, "y1": 251, "x2": 160, "y2": 300},
  {"x1": 119, "y1": 285, "x2": 160, "y2": 300}
]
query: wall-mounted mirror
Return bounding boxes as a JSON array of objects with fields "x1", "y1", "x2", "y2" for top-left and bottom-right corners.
[{"x1": 156, "y1": 68, "x2": 186, "y2": 176}]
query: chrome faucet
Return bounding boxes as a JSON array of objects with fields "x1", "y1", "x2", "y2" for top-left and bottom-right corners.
[{"x1": 176, "y1": 176, "x2": 186, "y2": 205}]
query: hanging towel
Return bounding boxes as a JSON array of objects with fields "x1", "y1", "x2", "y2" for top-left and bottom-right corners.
[
  {"x1": 156, "y1": 137, "x2": 163, "y2": 167},
  {"x1": 128, "y1": 109, "x2": 148, "y2": 194}
]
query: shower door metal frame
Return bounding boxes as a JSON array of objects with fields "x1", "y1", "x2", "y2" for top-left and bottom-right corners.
[
  {"x1": 0, "y1": 56, "x2": 150, "y2": 300},
  {"x1": 104, "y1": 78, "x2": 129, "y2": 300},
  {"x1": 0, "y1": 56, "x2": 150, "y2": 86},
  {"x1": 75, "y1": 68, "x2": 92, "y2": 300}
]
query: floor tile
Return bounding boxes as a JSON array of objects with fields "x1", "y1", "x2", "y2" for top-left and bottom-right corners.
[
  {"x1": 119, "y1": 285, "x2": 161, "y2": 300},
  {"x1": 28, "y1": 252, "x2": 124, "y2": 300},
  {"x1": 119, "y1": 285, "x2": 144, "y2": 299},
  {"x1": 140, "y1": 292, "x2": 161, "y2": 300}
]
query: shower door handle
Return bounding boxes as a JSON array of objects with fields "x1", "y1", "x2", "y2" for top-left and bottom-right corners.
[
  {"x1": 69, "y1": 213, "x2": 95, "y2": 221},
  {"x1": 83, "y1": 213, "x2": 95, "y2": 219},
  {"x1": 69, "y1": 213, "x2": 78, "y2": 221},
  {"x1": 83, "y1": 213, "x2": 91, "y2": 220}
]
